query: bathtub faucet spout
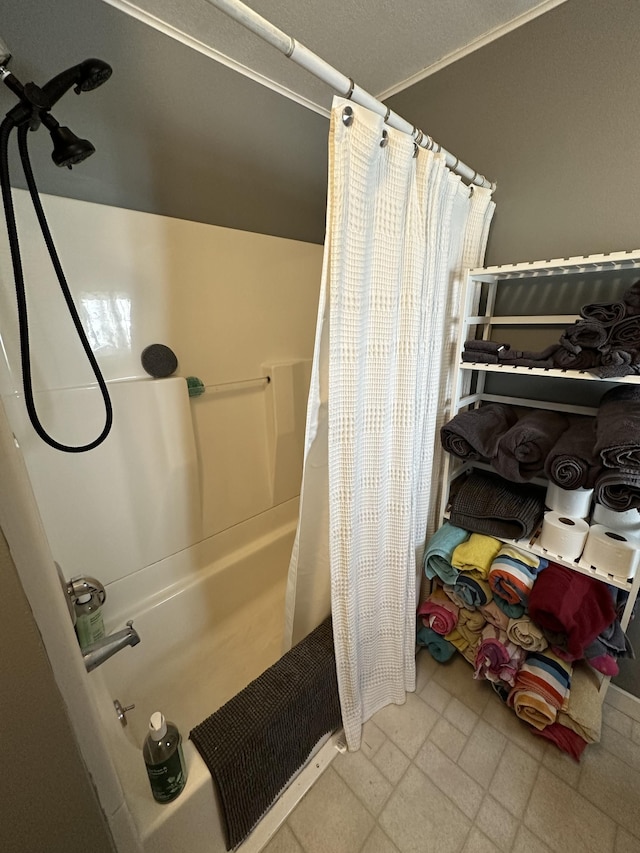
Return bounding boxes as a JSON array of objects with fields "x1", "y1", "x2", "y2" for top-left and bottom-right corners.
[{"x1": 83, "y1": 620, "x2": 140, "y2": 672}]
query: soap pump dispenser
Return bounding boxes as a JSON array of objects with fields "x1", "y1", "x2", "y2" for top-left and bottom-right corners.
[{"x1": 143, "y1": 711, "x2": 187, "y2": 803}]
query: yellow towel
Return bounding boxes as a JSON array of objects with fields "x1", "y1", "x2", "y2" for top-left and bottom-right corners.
[
  {"x1": 452, "y1": 533, "x2": 502, "y2": 581},
  {"x1": 510, "y1": 689, "x2": 557, "y2": 730},
  {"x1": 506, "y1": 616, "x2": 548, "y2": 652},
  {"x1": 457, "y1": 608, "x2": 487, "y2": 647},
  {"x1": 444, "y1": 627, "x2": 469, "y2": 652}
]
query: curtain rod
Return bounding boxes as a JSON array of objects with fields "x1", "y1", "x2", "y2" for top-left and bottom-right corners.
[{"x1": 203, "y1": 0, "x2": 495, "y2": 191}]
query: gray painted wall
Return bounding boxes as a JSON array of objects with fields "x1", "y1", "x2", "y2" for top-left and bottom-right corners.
[
  {"x1": 0, "y1": 526, "x2": 115, "y2": 853},
  {"x1": 388, "y1": 0, "x2": 640, "y2": 266}
]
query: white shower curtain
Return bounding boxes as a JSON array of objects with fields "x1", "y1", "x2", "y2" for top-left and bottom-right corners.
[{"x1": 284, "y1": 97, "x2": 495, "y2": 749}]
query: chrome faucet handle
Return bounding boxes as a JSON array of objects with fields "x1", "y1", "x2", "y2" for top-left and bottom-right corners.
[
  {"x1": 114, "y1": 699, "x2": 135, "y2": 726},
  {"x1": 67, "y1": 575, "x2": 106, "y2": 605}
]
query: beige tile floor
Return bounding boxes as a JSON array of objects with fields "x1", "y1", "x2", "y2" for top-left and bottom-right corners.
[{"x1": 263, "y1": 651, "x2": 640, "y2": 853}]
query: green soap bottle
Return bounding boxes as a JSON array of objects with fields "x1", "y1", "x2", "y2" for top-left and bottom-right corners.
[
  {"x1": 74, "y1": 592, "x2": 105, "y2": 651},
  {"x1": 143, "y1": 712, "x2": 188, "y2": 804}
]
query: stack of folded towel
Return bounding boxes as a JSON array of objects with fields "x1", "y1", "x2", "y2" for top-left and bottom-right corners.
[
  {"x1": 507, "y1": 649, "x2": 572, "y2": 730},
  {"x1": 449, "y1": 470, "x2": 546, "y2": 540},
  {"x1": 594, "y1": 386, "x2": 640, "y2": 511},
  {"x1": 463, "y1": 339, "x2": 560, "y2": 369},
  {"x1": 552, "y1": 280, "x2": 640, "y2": 377},
  {"x1": 462, "y1": 279, "x2": 640, "y2": 378}
]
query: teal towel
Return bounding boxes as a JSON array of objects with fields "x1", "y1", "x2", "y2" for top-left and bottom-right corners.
[
  {"x1": 417, "y1": 625, "x2": 457, "y2": 663},
  {"x1": 424, "y1": 523, "x2": 470, "y2": 585},
  {"x1": 494, "y1": 593, "x2": 526, "y2": 619}
]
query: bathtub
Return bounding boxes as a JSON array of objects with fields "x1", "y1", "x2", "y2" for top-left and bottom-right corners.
[{"x1": 89, "y1": 500, "x2": 300, "y2": 853}]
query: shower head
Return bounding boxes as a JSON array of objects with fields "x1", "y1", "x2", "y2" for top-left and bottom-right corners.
[
  {"x1": 40, "y1": 58, "x2": 112, "y2": 109},
  {"x1": 49, "y1": 125, "x2": 95, "y2": 168}
]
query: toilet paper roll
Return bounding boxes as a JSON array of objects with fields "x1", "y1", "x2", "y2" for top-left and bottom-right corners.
[
  {"x1": 581, "y1": 524, "x2": 640, "y2": 580},
  {"x1": 539, "y1": 511, "x2": 590, "y2": 560},
  {"x1": 545, "y1": 482, "x2": 593, "y2": 519},
  {"x1": 592, "y1": 503, "x2": 640, "y2": 534}
]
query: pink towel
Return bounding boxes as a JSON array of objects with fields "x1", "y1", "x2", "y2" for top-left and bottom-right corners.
[
  {"x1": 474, "y1": 625, "x2": 526, "y2": 687},
  {"x1": 417, "y1": 587, "x2": 460, "y2": 636}
]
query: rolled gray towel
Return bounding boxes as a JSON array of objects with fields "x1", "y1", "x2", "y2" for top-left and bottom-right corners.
[
  {"x1": 544, "y1": 415, "x2": 600, "y2": 489},
  {"x1": 580, "y1": 302, "x2": 627, "y2": 326},
  {"x1": 594, "y1": 385, "x2": 640, "y2": 470},
  {"x1": 440, "y1": 404, "x2": 518, "y2": 461},
  {"x1": 607, "y1": 316, "x2": 640, "y2": 350},
  {"x1": 561, "y1": 320, "x2": 609, "y2": 353},
  {"x1": 449, "y1": 470, "x2": 545, "y2": 540},
  {"x1": 493, "y1": 409, "x2": 570, "y2": 483},
  {"x1": 594, "y1": 469, "x2": 640, "y2": 511},
  {"x1": 552, "y1": 346, "x2": 601, "y2": 370},
  {"x1": 593, "y1": 348, "x2": 637, "y2": 379}
]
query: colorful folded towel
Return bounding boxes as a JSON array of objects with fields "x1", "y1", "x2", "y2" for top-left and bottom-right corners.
[
  {"x1": 556, "y1": 662, "x2": 602, "y2": 744},
  {"x1": 506, "y1": 616, "x2": 548, "y2": 652},
  {"x1": 452, "y1": 573, "x2": 493, "y2": 609},
  {"x1": 417, "y1": 587, "x2": 460, "y2": 636},
  {"x1": 440, "y1": 403, "x2": 518, "y2": 461},
  {"x1": 508, "y1": 649, "x2": 572, "y2": 730},
  {"x1": 528, "y1": 562, "x2": 616, "y2": 659},
  {"x1": 451, "y1": 533, "x2": 502, "y2": 581},
  {"x1": 424, "y1": 523, "x2": 470, "y2": 585},
  {"x1": 494, "y1": 410, "x2": 570, "y2": 483},
  {"x1": 480, "y1": 600, "x2": 509, "y2": 632},
  {"x1": 473, "y1": 625, "x2": 525, "y2": 687},
  {"x1": 488, "y1": 546, "x2": 548, "y2": 606},
  {"x1": 417, "y1": 625, "x2": 457, "y2": 663}
]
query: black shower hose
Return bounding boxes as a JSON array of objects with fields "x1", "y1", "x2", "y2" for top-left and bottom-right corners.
[{"x1": 0, "y1": 115, "x2": 112, "y2": 452}]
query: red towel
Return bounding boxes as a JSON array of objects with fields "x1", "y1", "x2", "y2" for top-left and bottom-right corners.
[
  {"x1": 528, "y1": 562, "x2": 615, "y2": 659},
  {"x1": 531, "y1": 722, "x2": 588, "y2": 761}
]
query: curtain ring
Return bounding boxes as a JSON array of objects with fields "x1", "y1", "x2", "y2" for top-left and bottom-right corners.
[
  {"x1": 383, "y1": 107, "x2": 391, "y2": 123},
  {"x1": 424, "y1": 135, "x2": 433, "y2": 150},
  {"x1": 450, "y1": 157, "x2": 459, "y2": 171},
  {"x1": 344, "y1": 78, "x2": 355, "y2": 99},
  {"x1": 342, "y1": 106, "x2": 354, "y2": 127},
  {"x1": 414, "y1": 130, "x2": 424, "y2": 147},
  {"x1": 380, "y1": 129, "x2": 389, "y2": 148},
  {"x1": 413, "y1": 142, "x2": 419, "y2": 158}
]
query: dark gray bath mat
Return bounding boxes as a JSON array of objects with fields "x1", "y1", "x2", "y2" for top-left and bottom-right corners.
[{"x1": 189, "y1": 616, "x2": 341, "y2": 850}]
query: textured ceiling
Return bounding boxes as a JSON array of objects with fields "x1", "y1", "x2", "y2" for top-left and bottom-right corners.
[{"x1": 0, "y1": 0, "x2": 565, "y2": 243}]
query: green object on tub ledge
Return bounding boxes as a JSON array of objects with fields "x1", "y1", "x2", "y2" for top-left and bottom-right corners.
[{"x1": 186, "y1": 376, "x2": 205, "y2": 398}]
